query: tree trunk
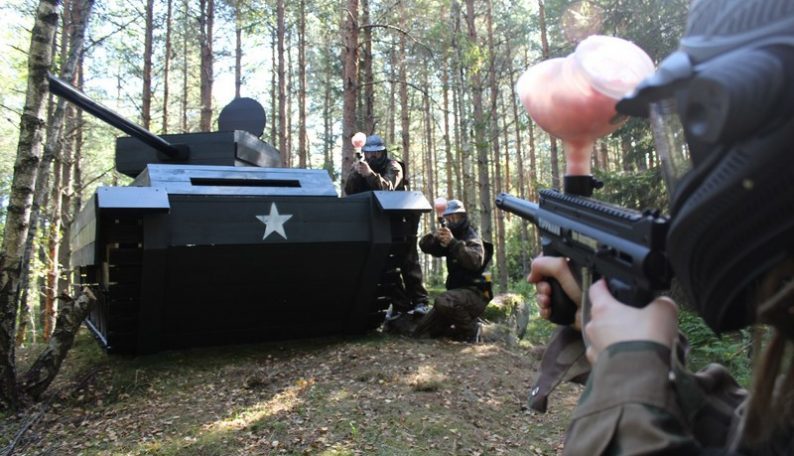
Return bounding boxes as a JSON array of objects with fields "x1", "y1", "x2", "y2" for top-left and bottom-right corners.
[
  {"x1": 19, "y1": 288, "x2": 96, "y2": 400},
  {"x1": 17, "y1": 0, "x2": 93, "y2": 346},
  {"x1": 501, "y1": 92, "x2": 511, "y2": 194},
  {"x1": 322, "y1": 69, "x2": 333, "y2": 176},
  {"x1": 599, "y1": 139, "x2": 609, "y2": 172},
  {"x1": 286, "y1": 30, "x2": 293, "y2": 167},
  {"x1": 360, "y1": 0, "x2": 374, "y2": 134},
  {"x1": 441, "y1": 56, "x2": 452, "y2": 198},
  {"x1": 621, "y1": 136, "x2": 632, "y2": 172},
  {"x1": 45, "y1": 0, "x2": 93, "y2": 340},
  {"x1": 199, "y1": 0, "x2": 214, "y2": 131},
  {"x1": 451, "y1": 1, "x2": 469, "y2": 206},
  {"x1": 234, "y1": 0, "x2": 242, "y2": 99},
  {"x1": 57, "y1": 102, "x2": 77, "y2": 302},
  {"x1": 0, "y1": 0, "x2": 60, "y2": 410},
  {"x1": 44, "y1": 153, "x2": 64, "y2": 340},
  {"x1": 465, "y1": 0, "x2": 492, "y2": 242},
  {"x1": 163, "y1": 0, "x2": 172, "y2": 133},
  {"x1": 73, "y1": 61, "x2": 85, "y2": 243},
  {"x1": 511, "y1": 76, "x2": 530, "y2": 275},
  {"x1": 387, "y1": 37, "x2": 396, "y2": 145},
  {"x1": 485, "y1": 0, "x2": 505, "y2": 290},
  {"x1": 451, "y1": 76, "x2": 463, "y2": 200},
  {"x1": 181, "y1": 0, "x2": 189, "y2": 132},
  {"x1": 422, "y1": 67, "x2": 434, "y2": 198},
  {"x1": 538, "y1": 0, "x2": 560, "y2": 189},
  {"x1": 340, "y1": 0, "x2": 359, "y2": 193},
  {"x1": 297, "y1": 0, "x2": 307, "y2": 167},
  {"x1": 277, "y1": 0, "x2": 287, "y2": 164},
  {"x1": 398, "y1": 7, "x2": 409, "y2": 170},
  {"x1": 270, "y1": 30, "x2": 277, "y2": 143},
  {"x1": 142, "y1": 0, "x2": 154, "y2": 129}
]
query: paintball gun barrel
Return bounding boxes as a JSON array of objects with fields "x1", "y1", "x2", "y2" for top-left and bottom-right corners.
[{"x1": 495, "y1": 190, "x2": 672, "y2": 324}]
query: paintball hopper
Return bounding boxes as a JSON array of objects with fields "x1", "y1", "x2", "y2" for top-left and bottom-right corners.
[
  {"x1": 515, "y1": 35, "x2": 654, "y2": 175},
  {"x1": 433, "y1": 197, "x2": 448, "y2": 227},
  {"x1": 352, "y1": 131, "x2": 366, "y2": 161}
]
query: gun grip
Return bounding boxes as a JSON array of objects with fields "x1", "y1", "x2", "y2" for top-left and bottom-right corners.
[
  {"x1": 547, "y1": 278, "x2": 578, "y2": 325},
  {"x1": 607, "y1": 278, "x2": 654, "y2": 308}
]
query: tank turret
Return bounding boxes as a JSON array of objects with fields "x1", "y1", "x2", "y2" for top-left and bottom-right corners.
[{"x1": 51, "y1": 74, "x2": 431, "y2": 354}]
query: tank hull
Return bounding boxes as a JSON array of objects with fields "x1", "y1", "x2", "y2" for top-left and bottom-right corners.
[{"x1": 72, "y1": 164, "x2": 430, "y2": 353}]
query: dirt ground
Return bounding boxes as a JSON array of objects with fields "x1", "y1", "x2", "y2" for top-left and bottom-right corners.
[{"x1": 2, "y1": 330, "x2": 582, "y2": 455}]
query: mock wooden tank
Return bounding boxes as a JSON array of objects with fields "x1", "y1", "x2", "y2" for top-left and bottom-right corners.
[{"x1": 50, "y1": 74, "x2": 430, "y2": 354}]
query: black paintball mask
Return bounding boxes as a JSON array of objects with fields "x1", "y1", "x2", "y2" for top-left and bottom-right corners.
[
  {"x1": 442, "y1": 199, "x2": 470, "y2": 235},
  {"x1": 617, "y1": 0, "x2": 794, "y2": 333},
  {"x1": 362, "y1": 134, "x2": 389, "y2": 171}
]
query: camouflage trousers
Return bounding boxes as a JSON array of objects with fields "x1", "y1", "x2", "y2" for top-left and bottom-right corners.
[{"x1": 413, "y1": 287, "x2": 488, "y2": 341}]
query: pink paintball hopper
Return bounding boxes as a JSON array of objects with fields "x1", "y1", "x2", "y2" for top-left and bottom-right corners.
[
  {"x1": 351, "y1": 132, "x2": 367, "y2": 149},
  {"x1": 433, "y1": 197, "x2": 448, "y2": 218},
  {"x1": 515, "y1": 35, "x2": 654, "y2": 175}
]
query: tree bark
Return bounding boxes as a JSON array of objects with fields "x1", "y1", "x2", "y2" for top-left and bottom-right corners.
[
  {"x1": 441, "y1": 56, "x2": 453, "y2": 199},
  {"x1": 19, "y1": 288, "x2": 96, "y2": 399},
  {"x1": 485, "y1": 0, "x2": 505, "y2": 291},
  {"x1": 297, "y1": 0, "x2": 307, "y2": 167},
  {"x1": 538, "y1": 0, "x2": 560, "y2": 189},
  {"x1": 340, "y1": 0, "x2": 359, "y2": 193},
  {"x1": 322, "y1": 67, "x2": 334, "y2": 176},
  {"x1": 465, "y1": 0, "x2": 492, "y2": 242},
  {"x1": 398, "y1": 5, "x2": 409, "y2": 173},
  {"x1": 17, "y1": 0, "x2": 92, "y2": 346},
  {"x1": 422, "y1": 67, "x2": 434, "y2": 198},
  {"x1": 270, "y1": 29, "x2": 277, "y2": 143},
  {"x1": 44, "y1": 0, "x2": 93, "y2": 340},
  {"x1": 387, "y1": 36, "x2": 396, "y2": 145},
  {"x1": 276, "y1": 0, "x2": 287, "y2": 164},
  {"x1": 599, "y1": 139, "x2": 609, "y2": 172},
  {"x1": 360, "y1": 0, "x2": 374, "y2": 134},
  {"x1": 0, "y1": 0, "x2": 60, "y2": 410},
  {"x1": 511, "y1": 74, "x2": 530, "y2": 274},
  {"x1": 234, "y1": 0, "x2": 242, "y2": 99},
  {"x1": 142, "y1": 0, "x2": 154, "y2": 129},
  {"x1": 181, "y1": 0, "x2": 188, "y2": 132},
  {"x1": 199, "y1": 0, "x2": 214, "y2": 131},
  {"x1": 163, "y1": 0, "x2": 173, "y2": 132},
  {"x1": 286, "y1": 30, "x2": 293, "y2": 166}
]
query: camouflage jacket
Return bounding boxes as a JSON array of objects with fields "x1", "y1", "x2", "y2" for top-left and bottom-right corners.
[
  {"x1": 564, "y1": 339, "x2": 794, "y2": 455},
  {"x1": 344, "y1": 159, "x2": 404, "y2": 194},
  {"x1": 419, "y1": 225, "x2": 484, "y2": 290}
]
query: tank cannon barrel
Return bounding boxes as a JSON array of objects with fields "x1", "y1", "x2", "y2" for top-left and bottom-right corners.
[{"x1": 47, "y1": 73, "x2": 189, "y2": 160}]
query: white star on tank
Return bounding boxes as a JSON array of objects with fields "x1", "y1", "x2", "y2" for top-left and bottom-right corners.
[{"x1": 256, "y1": 203, "x2": 293, "y2": 240}]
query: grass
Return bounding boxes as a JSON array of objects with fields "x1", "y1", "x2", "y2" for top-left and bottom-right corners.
[
  {"x1": 3, "y1": 328, "x2": 574, "y2": 455},
  {"x1": 4, "y1": 284, "x2": 753, "y2": 455}
]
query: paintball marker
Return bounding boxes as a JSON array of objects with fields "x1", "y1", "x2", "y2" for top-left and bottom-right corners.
[
  {"x1": 495, "y1": 190, "x2": 672, "y2": 325},
  {"x1": 352, "y1": 131, "x2": 366, "y2": 162},
  {"x1": 433, "y1": 197, "x2": 448, "y2": 228}
]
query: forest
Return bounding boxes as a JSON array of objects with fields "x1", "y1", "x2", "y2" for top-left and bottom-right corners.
[{"x1": 0, "y1": 0, "x2": 755, "y2": 453}]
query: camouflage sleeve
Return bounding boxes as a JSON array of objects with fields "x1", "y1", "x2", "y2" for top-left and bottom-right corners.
[
  {"x1": 564, "y1": 341, "x2": 703, "y2": 455},
  {"x1": 447, "y1": 237, "x2": 484, "y2": 272},
  {"x1": 419, "y1": 233, "x2": 446, "y2": 257},
  {"x1": 365, "y1": 160, "x2": 403, "y2": 191}
]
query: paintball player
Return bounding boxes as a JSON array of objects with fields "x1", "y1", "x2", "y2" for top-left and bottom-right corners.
[
  {"x1": 529, "y1": 0, "x2": 794, "y2": 453},
  {"x1": 344, "y1": 134, "x2": 430, "y2": 319},
  {"x1": 414, "y1": 200, "x2": 492, "y2": 341}
]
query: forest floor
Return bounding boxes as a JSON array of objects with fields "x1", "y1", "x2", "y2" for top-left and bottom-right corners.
[{"x1": 2, "y1": 328, "x2": 581, "y2": 456}]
